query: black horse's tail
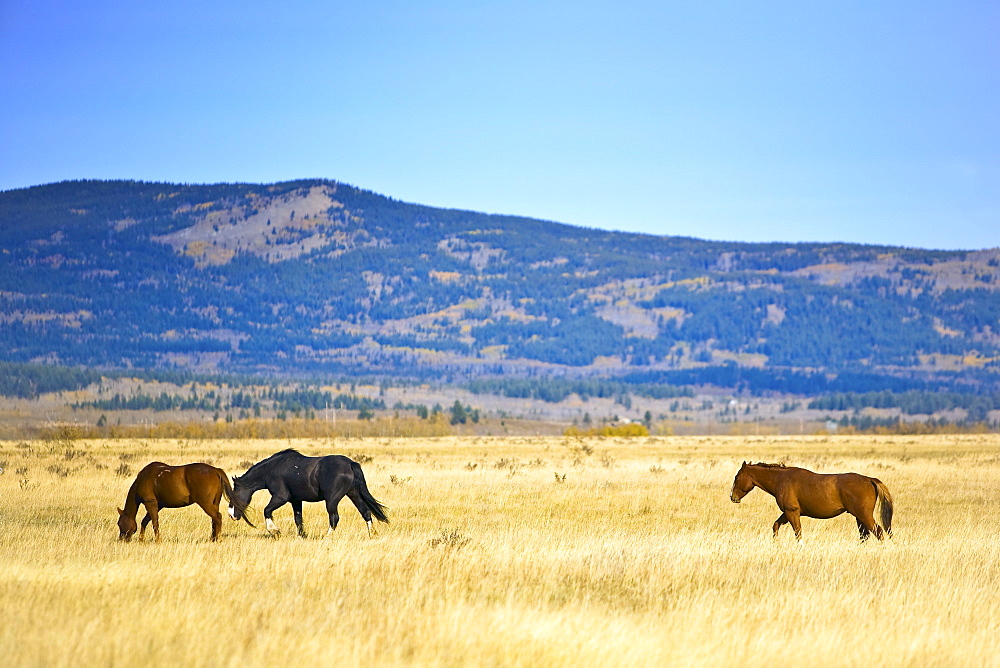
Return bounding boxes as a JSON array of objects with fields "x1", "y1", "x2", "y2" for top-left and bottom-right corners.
[
  {"x1": 872, "y1": 478, "x2": 893, "y2": 537},
  {"x1": 220, "y1": 471, "x2": 255, "y2": 528},
  {"x1": 351, "y1": 461, "x2": 389, "y2": 524}
]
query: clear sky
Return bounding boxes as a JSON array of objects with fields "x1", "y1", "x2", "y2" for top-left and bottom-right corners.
[{"x1": 1, "y1": 1, "x2": 997, "y2": 250}]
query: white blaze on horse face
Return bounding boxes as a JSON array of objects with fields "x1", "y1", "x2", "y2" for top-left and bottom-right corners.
[
  {"x1": 266, "y1": 517, "x2": 277, "y2": 532},
  {"x1": 228, "y1": 505, "x2": 236, "y2": 519}
]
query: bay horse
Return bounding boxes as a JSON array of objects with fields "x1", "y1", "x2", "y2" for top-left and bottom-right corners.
[
  {"x1": 730, "y1": 461, "x2": 893, "y2": 542},
  {"x1": 228, "y1": 449, "x2": 389, "y2": 538},
  {"x1": 117, "y1": 462, "x2": 254, "y2": 542}
]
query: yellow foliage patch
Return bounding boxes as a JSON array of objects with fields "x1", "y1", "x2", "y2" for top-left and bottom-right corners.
[
  {"x1": 564, "y1": 423, "x2": 650, "y2": 437},
  {"x1": 962, "y1": 354, "x2": 994, "y2": 368},
  {"x1": 184, "y1": 241, "x2": 211, "y2": 257},
  {"x1": 430, "y1": 270, "x2": 462, "y2": 283}
]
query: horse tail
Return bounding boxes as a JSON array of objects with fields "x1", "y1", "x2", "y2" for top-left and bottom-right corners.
[
  {"x1": 872, "y1": 478, "x2": 894, "y2": 537},
  {"x1": 219, "y1": 470, "x2": 256, "y2": 528},
  {"x1": 351, "y1": 461, "x2": 389, "y2": 524}
]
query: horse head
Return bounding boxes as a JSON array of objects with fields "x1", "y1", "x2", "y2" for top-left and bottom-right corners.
[
  {"x1": 117, "y1": 507, "x2": 137, "y2": 541},
  {"x1": 228, "y1": 475, "x2": 254, "y2": 522},
  {"x1": 730, "y1": 461, "x2": 755, "y2": 503}
]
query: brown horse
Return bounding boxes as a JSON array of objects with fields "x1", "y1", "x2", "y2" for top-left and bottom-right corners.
[
  {"x1": 117, "y1": 462, "x2": 253, "y2": 542},
  {"x1": 730, "y1": 461, "x2": 893, "y2": 542}
]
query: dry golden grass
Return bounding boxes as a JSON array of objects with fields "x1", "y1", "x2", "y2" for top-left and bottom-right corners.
[{"x1": 2, "y1": 435, "x2": 999, "y2": 666}]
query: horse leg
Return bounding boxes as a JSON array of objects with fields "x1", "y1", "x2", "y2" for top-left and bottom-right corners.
[
  {"x1": 263, "y1": 496, "x2": 288, "y2": 537},
  {"x1": 846, "y1": 491, "x2": 885, "y2": 542},
  {"x1": 195, "y1": 498, "x2": 223, "y2": 542},
  {"x1": 324, "y1": 494, "x2": 344, "y2": 538},
  {"x1": 772, "y1": 513, "x2": 789, "y2": 538},
  {"x1": 139, "y1": 512, "x2": 152, "y2": 541},
  {"x1": 142, "y1": 501, "x2": 161, "y2": 542},
  {"x1": 855, "y1": 512, "x2": 884, "y2": 541},
  {"x1": 856, "y1": 518, "x2": 872, "y2": 542},
  {"x1": 291, "y1": 499, "x2": 307, "y2": 538},
  {"x1": 786, "y1": 509, "x2": 803, "y2": 543},
  {"x1": 346, "y1": 486, "x2": 375, "y2": 538},
  {"x1": 212, "y1": 509, "x2": 222, "y2": 541},
  {"x1": 320, "y1": 476, "x2": 355, "y2": 538}
]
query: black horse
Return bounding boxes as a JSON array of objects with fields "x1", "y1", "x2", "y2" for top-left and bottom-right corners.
[{"x1": 228, "y1": 449, "x2": 389, "y2": 538}]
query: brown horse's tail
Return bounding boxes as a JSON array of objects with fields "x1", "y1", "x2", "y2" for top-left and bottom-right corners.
[
  {"x1": 219, "y1": 471, "x2": 255, "y2": 528},
  {"x1": 872, "y1": 479, "x2": 894, "y2": 537}
]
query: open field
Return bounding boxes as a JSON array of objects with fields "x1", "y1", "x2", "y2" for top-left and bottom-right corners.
[{"x1": 2, "y1": 435, "x2": 999, "y2": 666}]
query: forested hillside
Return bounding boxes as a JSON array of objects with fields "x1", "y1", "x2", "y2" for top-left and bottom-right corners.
[{"x1": 1, "y1": 179, "x2": 998, "y2": 398}]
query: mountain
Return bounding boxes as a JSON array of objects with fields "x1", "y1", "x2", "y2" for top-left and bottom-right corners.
[{"x1": 1, "y1": 179, "x2": 999, "y2": 399}]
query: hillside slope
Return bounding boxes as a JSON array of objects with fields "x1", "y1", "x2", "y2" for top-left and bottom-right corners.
[{"x1": 1, "y1": 179, "x2": 998, "y2": 394}]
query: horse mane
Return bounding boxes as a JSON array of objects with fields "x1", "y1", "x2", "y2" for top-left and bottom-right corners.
[
  {"x1": 750, "y1": 461, "x2": 786, "y2": 468},
  {"x1": 242, "y1": 448, "x2": 302, "y2": 476}
]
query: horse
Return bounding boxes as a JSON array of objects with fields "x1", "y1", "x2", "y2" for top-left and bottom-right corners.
[
  {"x1": 228, "y1": 449, "x2": 389, "y2": 538},
  {"x1": 729, "y1": 461, "x2": 894, "y2": 542},
  {"x1": 117, "y1": 461, "x2": 254, "y2": 542}
]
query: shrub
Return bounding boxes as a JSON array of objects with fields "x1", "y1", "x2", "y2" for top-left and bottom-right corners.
[
  {"x1": 428, "y1": 529, "x2": 470, "y2": 550},
  {"x1": 563, "y1": 423, "x2": 650, "y2": 438}
]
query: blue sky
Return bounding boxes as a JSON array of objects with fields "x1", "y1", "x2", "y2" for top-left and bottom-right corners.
[{"x1": 1, "y1": 1, "x2": 997, "y2": 250}]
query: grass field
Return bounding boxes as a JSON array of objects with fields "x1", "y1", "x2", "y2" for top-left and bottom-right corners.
[{"x1": 2, "y1": 434, "x2": 999, "y2": 666}]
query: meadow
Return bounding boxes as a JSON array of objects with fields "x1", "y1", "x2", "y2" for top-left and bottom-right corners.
[{"x1": 1, "y1": 434, "x2": 999, "y2": 666}]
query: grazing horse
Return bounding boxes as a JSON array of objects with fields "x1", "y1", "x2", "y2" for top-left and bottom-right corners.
[
  {"x1": 730, "y1": 461, "x2": 893, "y2": 542},
  {"x1": 228, "y1": 449, "x2": 389, "y2": 538},
  {"x1": 117, "y1": 462, "x2": 254, "y2": 542}
]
